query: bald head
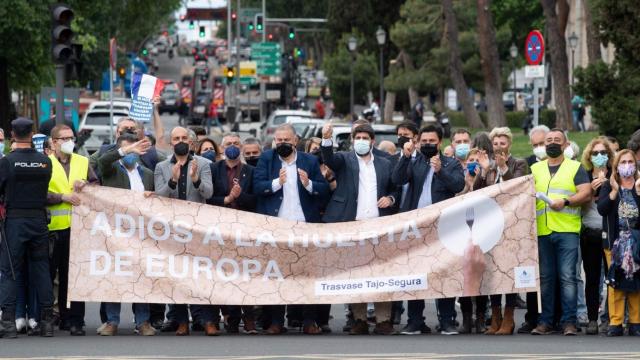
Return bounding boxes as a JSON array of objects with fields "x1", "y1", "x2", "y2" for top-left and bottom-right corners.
[{"x1": 170, "y1": 127, "x2": 191, "y2": 146}]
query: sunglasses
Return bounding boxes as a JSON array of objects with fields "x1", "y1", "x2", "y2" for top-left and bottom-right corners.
[{"x1": 591, "y1": 150, "x2": 608, "y2": 156}]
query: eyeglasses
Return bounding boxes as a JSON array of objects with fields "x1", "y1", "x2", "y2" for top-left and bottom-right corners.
[
  {"x1": 55, "y1": 137, "x2": 75, "y2": 142},
  {"x1": 591, "y1": 150, "x2": 608, "y2": 156}
]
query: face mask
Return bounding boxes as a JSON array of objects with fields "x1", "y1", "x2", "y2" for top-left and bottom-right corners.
[
  {"x1": 397, "y1": 136, "x2": 411, "y2": 150},
  {"x1": 618, "y1": 163, "x2": 636, "y2": 178},
  {"x1": 455, "y1": 143, "x2": 470, "y2": 159},
  {"x1": 353, "y1": 139, "x2": 371, "y2": 156},
  {"x1": 245, "y1": 156, "x2": 259, "y2": 167},
  {"x1": 0, "y1": 143, "x2": 4, "y2": 154},
  {"x1": 420, "y1": 143, "x2": 438, "y2": 159},
  {"x1": 591, "y1": 153, "x2": 608, "y2": 168},
  {"x1": 563, "y1": 146, "x2": 575, "y2": 160},
  {"x1": 276, "y1": 143, "x2": 294, "y2": 158},
  {"x1": 174, "y1": 142, "x2": 189, "y2": 156},
  {"x1": 122, "y1": 153, "x2": 138, "y2": 168},
  {"x1": 60, "y1": 140, "x2": 75, "y2": 155},
  {"x1": 201, "y1": 150, "x2": 216, "y2": 162},
  {"x1": 224, "y1": 145, "x2": 240, "y2": 160},
  {"x1": 467, "y1": 162, "x2": 479, "y2": 177},
  {"x1": 533, "y1": 146, "x2": 547, "y2": 160},
  {"x1": 545, "y1": 143, "x2": 563, "y2": 158}
]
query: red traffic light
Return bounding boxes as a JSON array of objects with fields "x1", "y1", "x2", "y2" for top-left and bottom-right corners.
[
  {"x1": 180, "y1": 14, "x2": 185, "y2": 21},
  {"x1": 231, "y1": 12, "x2": 237, "y2": 20},
  {"x1": 163, "y1": 31, "x2": 168, "y2": 36},
  {"x1": 268, "y1": 33, "x2": 273, "y2": 40}
]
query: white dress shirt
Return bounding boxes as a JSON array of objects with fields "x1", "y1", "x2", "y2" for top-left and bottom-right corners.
[
  {"x1": 271, "y1": 152, "x2": 313, "y2": 222},
  {"x1": 417, "y1": 166, "x2": 434, "y2": 208},
  {"x1": 355, "y1": 153, "x2": 379, "y2": 220},
  {"x1": 121, "y1": 161, "x2": 145, "y2": 193}
]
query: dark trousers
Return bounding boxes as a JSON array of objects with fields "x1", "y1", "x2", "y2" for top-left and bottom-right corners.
[
  {"x1": 149, "y1": 304, "x2": 166, "y2": 323},
  {"x1": 0, "y1": 217, "x2": 53, "y2": 313},
  {"x1": 407, "y1": 298, "x2": 456, "y2": 327},
  {"x1": 49, "y1": 229, "x2": 85, "y2": 327},
  {"x1": 225, "y1": 305, "x2": 256, "y2": 326},
  {"x1": 171, "y1": 304, "x2": 220, "y2": 325},
  {"x1": 490, "y1": 293, "x2": 517, "y2": 307},
  {"x1": 267, "y1": 305, "x2": 321, "y2": 326},
  {"x1": 460, "y1": 296, "x2": 488, "y2": 315},
  {"x1": 581, "y1": 228, "x2": 603, "y2": 321}
]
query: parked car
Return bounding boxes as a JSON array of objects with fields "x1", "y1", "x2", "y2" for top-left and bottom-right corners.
[
  {"x1": 260, "y1": 109, "x2": 313, "y2": 146},
  {"x1": 159, "y1": 81, "x2": 181, "y2": 115},
  {"x1": 87, "y1": 99, "x2": 131, "y2": 113},
  {"x1": 303, "y1": 123, "x2": 398, "y2": 151},
  {"x1": 188, "y1": 89, "x2": 212, "y2": 125},
  {"x1": 155, "y1": 40, "x2": 167, "y2": 53},
  {"x1": 79, "y1": 109, "x2": 129, "y2": 154}
]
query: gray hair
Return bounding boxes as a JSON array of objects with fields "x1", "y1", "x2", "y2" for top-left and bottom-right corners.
[
  {"x1": 275, "y1": 123, "x2": 296, "y2": 136},
  {"x1": 529, "y1": 125, "x2": 550, "y2": 141},
  {"x1": 117, "y1": 117, "x2": 139, "y2": 127},
  {"x1": 222, "y1": 132, "x2": 241, "y2": 141},
  {"x1": 188, "y1": 129, "x2": 197, "y2": 142},
  {"x1": 243, "y1": 137, "x2": 262, "y2": 146}
]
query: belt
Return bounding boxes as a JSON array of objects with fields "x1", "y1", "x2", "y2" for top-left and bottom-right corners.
[{"x1": 6, "y1": 209, "x2": 47, "y2": 218}]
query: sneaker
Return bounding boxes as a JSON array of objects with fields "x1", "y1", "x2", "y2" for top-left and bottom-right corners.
[
  {"x1": 138, "y1": 321, "x2": 156, "y2": 336},
  {"x1": 599, "y1": 320, "x2": 609, "y2": 334},
  {"x1": 563, "y1": 324, "x2": 578, "y2": 336},
  {"x1": 99, "y1": 323, "x2": 118, "y2": 336},
  {"x1": 399, "y1": 322, "x2": 423, "y2": 335},
  {"x1": 517, "y1": 321, "x2": 535, "y2": 334},
  {"x1": 243, "y1": 319, "x2": 258, "y2": 335},
  {"x1": 607, "y1": 325, "x2": 623, "y2": 337},
  {"x1": 577, "y1": 313, "x2": 589, "y2": 327},
  {"x1": 421, "y1": 323, "x2": 432, "y2": 334},
  {"x1": 440, "y1": 323, "x2": 459, "y2": 335},
  {"x1": 629, "y1": 324, "x2": 640, "y2": 336},
  {"x1": 586, "y1": 320, "x2": 598, "y2": 335},
  {"x1": 15, "y1": 318, "x2": 27, "y2": 334},
  {"x1": 96, "y1": 322, "x2": 107, "y2": 334},
  {"x1": 28, "y1": 318, "x2": 38, "y2": 330},
  {"x1": 531, "y1": 324, "x2": 553, "y2": 335}
]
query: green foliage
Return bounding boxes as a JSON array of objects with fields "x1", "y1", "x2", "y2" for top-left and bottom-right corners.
[
  {"x1": 323, "y1": 33, "x2": 378, "y2": 114},
  {"x1": 593, "y1": 0, "x2": 640, "y2": 67},
  {"x1": 506, "y1": 111, "x2": 527, "y2": 128}
]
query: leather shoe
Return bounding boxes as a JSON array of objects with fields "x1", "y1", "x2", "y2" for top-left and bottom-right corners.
[
  {"x1": 349, "y1": 319, "x2": 369, "y2": 335},
  {"x1": 303, "y1": 323, "x2": 322, "y2": 335},
  {"x1": 204, "y1": 322, "x2": 220, "y2": 336},
  {"x1": 243, "y1": 319, "x2": 258, "y2": 334},
  {"x1": 265, "y1": 324, "x2": 286, "y2": 335},
  {"x1": 161, "y1": 321, "x2": 179, "y2": 332},
  {"x1": 69, "y1": 325, "x2": 86, "y2": 336},
  {"x1": 175, "y1": 323, "x2": 190, "y2": 336},
  {"x1": 373, "y1": 320, "x2": 394, "y2": 335}
]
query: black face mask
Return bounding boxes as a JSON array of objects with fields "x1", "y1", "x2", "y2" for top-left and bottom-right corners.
[
  {"x1": 276, "y1": 143, "x2": 294, "y2": 158},
  {"x1": 397, "y1": 136, "x2": 411, "y2": 150},
  {"x1": 420, "y1": 143, "x2": 438, "y2": 159},
  {"x1": 245, "y1": 156, "x2": 260, "y2": 167},
  {"x1": 174, "y1": 142, "x2": 190, "y2": 156},
  {"x1": 545, "y1": 143, "x2": 563, "y2": 158}
]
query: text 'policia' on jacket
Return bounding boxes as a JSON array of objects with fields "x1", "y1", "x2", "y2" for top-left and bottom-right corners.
[
  {"x1": 3, "y1": 149, "x2": 52, "y2": 216},
  {"x1": 47, "y1": 153, "x2": 88, "y2": 230},
  {"x1": 532, "y1": 158, "x2": 582, "y2": 236}
]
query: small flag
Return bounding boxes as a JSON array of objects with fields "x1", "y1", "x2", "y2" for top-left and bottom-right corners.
[{"x1": 129, "y1": 73, "x2": 164, "y2": 122}]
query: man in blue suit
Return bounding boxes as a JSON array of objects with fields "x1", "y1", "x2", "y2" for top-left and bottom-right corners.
[
  {"x1": 253, "y1": 123, "x2": 329, "y2": 335},
  {"x1": 392, "y1": 124, "x2": 465, "y2": 335},
  {"x1": 320, "y1": 122, "x2": 399, "y2": 335}
]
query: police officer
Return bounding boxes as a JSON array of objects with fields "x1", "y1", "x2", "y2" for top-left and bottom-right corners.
[{"x1": 0, "y1": 118, "x2": 55, "y2": 338}]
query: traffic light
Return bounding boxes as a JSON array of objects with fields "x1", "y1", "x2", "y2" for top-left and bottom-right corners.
[
  {"x1": 180, "y1": 14, "x2": 185, "y2": 21},
  {"x1": 268, "y1": 33, "x2": 274, "y2": 40},
  {"x1": 142, "y1": 48, "x2": 148, "y2": 56},
  {"x1": 199, "y1": 26, "x2": 205, "y2": 38},
  {"x1": 232, "y1": 12, "x2": 237, "y2": 21},
  {"x1": 288, "y1": 27, "x2": 295, "y2": 40},
  {"x1": 50, "y1": 3, "x2": 74, "y2": 63},
  {"x1": 255, "y1": 14, "x2": 264, "y2": 33},
  {"x1": 118, "y1": 66, "x2": 126, "y2": 78},
  {"x1": 248, "y1": 21, "x2": 254, "y2": 32},
  {"x1": 226, "y1": 67, "x2": 235, "y2": 83},
  {"x1": 189, "y1": 20, "x2": 195, "y2": 29}
]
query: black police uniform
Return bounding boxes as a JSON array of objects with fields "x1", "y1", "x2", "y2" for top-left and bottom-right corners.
[{"x1": 0, "y1": 119, "x2": 54, "y2": 338}]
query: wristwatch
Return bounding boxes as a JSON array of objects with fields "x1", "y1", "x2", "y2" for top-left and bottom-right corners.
[{"x1": 564, "y1": 199, "x2": 571, "y2": 207}]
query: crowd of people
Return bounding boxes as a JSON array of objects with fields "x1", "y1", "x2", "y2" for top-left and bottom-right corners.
[{"x1": 1, "y1": 104, "x2": 640, "y2": 340}]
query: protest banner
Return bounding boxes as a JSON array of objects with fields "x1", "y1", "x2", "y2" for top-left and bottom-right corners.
[
  {"x1": 129, "y1": 73, "x2": 164, "y2": 122},
  {"x1": 68, "y1": 176, "x2": 539, "y2": 305}
]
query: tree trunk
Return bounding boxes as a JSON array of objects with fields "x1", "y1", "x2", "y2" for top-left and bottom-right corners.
[
  {"x1": 583, "y1": 0, "x2": 601, "y2": 64},
  {"x1": 557, "y1": 0, "x2": 570, "y2": 35},
  {"x1": 399, "y1": 51, "x2": 419, "y2": 108},
  {"x1": 476, "y1": 0, "x2": 506, "y2": 128},
  {"x1": 384, "y1": 91, "x2": 395, "y2": 124},
  {"x1": 541, "y1": 0, "x2": 573, "y2": 130},
  {"x1": 442, "y1": 0, "x2": 483, "y2": 129}
]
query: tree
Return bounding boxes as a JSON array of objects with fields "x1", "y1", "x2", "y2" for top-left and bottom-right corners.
[
  {"x1": 443, "y1": 0, "x2": 483, "y2": 128},
  {"x1": 583, "y1": 0, "x2": 601, "y2": 64},
  {"x1": 540, "y1": 0, "x2": 572, "y2": 129},
  {"x1": 476, "y1": 0, "x2": 506, "y2": 128}
]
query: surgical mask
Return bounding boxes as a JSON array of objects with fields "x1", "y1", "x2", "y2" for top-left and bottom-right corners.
[
  {"x1": 353, "y1": 139, "x2": 371, "y2": 156},
  {"x1": 276, "y1": 143, "x2": 294, "y2": 158},
  {"x1": 224, "y1": 145, "x2": 240, "y2": 160},
  {"x1": 0, "y1": 143, "x2": 4, "y2": 154},
  {"x1": 618, "y1": 163, "x2": 636, "y2": 178},
  {"x1": 420, "y1": 143, "x2": 438, "y2": 159},
  {"x1": 201, "y1": 150, "x2": 216, "y2": 162},
  {"x1": 533, "y1": 146, "x2": 547, "y2": 160},
  {"x1": 397, "y1": 136, "x2": 411, "y2": 150},
  {"x1": 174, "y1": 142, "x2": 189, "y2": 156},
  {"x1": 563, "y1": 146, "x2": 575, "y2": 160},
  {"x1": 467, "y1": 162, "x2": 479, "y2": 177},
  {"x1": 245, "y1": 156, "x2": 259, "y2": 167},
  {"x1": 122, "y1": 153, "x2": 138, "y2": 168},
  {"x1": 591, "y1": 154, "x2": 608, "y2": 168},
  {"x1": 455, "y1": 143, "x2": 470, "y2": 159},
  {"x1": 60, "y1": 140, "x2": 75, "y2": 155},
  {"x1": 545, "y1": 143, "x2": 563, "y2": 158}
]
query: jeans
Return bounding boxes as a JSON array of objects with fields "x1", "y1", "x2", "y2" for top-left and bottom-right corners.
[
  {"x1": 170, "y1": 304, "x2": 219, "y2": 325},
  {"x1": 576, "y1": 243, "x2": 588, "y2": 318},
  {"x1": 538, "y1": 232, "x2": 579, "y2": 326},
  {"x1": 407, "y1": 298, "x2": 456, "y2": 327},
  {"x1": 15, "y1": 260, "x2": 40, "y2": 320},
  {"x1": 104, "y1": 303, "x2": 149, "y2": 326}
]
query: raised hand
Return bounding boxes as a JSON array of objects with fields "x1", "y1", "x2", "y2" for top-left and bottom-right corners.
[
  {"x1": 190, "y1": 160, "x2": 199, "y2": 183},
  {"x1": 403, "y1": 139, "x2": 415, "y2": 158},
  {"x1": 171, "y1": 162, "x2": 181, "y2": 183},
  {"x1": 278, "y1": 168, "x2": 287, "y2": 185},
  {"x1": 123, "y1": 139, "x2": 151, "y2": 155},
  {"x1": 430, "y1": 155, "x2": 441, "y2": 173},
  {"x1": 322, "y1": 121, "x2": 333, "y2": 140},
  {"x1": 297, "y1": 169, "x2": 310, "y2": 187}
]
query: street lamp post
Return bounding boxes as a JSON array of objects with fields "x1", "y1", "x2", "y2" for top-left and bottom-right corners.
[
  {"x1": 509, "y1": 43, "x2": 518, "y2": 111},
  {"x1": 376, "y1": 26, "x2": 386, "y2": 122},
  {"x1": 568, "y1": 32, "x2": 579, "y2": 95},
  {"x1": 348, "y1": 36, "x2": 357, "y2": 119}
]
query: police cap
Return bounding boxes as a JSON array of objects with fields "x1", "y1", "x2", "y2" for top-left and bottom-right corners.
[{"x1": 11, "y1": 117, "x2": 34, "y2": 138}]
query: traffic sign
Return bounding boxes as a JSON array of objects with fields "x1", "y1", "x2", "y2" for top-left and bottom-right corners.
[
  {"x1": 239, "y1": 61, "x2": 257, "y2": 76},
  {"x1": 251, "y1": 42, "x2": 281, "y2": 76},
  {"x1": 525, "y1": 65, "x2": 545, "y2": 78},
  {"x1": 239, "y1": 8, "x2": 260, "y2": 22},
  {"x1": 525, "y1": 30, "x2": 544, "y2": 66}
]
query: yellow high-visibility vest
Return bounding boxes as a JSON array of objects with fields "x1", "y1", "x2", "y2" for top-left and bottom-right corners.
[
  {"x1": 531, "y1": 158, "x2": 582, "y2": 236},
  {"x1": 47, "y1": 153, "x2": 88, "y2": 231}
]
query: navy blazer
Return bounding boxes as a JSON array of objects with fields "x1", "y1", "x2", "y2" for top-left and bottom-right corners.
[
  {"x1": 253, "y1": 149, "x2": 329, "y2": 223},
  {"x1": 207, "y1": 160, "x2": 256, "y2": 211},
  {"x1": 392, "y1": 152, "x2": 465, "y2": 212},
  {"x1": 321, "y1": 145, "x2": 400, "y2": 223}
]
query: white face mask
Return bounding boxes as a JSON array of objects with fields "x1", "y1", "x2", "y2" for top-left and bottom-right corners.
[
  {"x1": 60, "y1": 140, "x2": 75, "y2": 155},
  {"x1": 563, "y1": 146, "x2": 575, "y2": 160},
  {"x1": 353, "y1": 139, "x2": 371, "y2": 156},
  {"x1": 533, "y1": 145, "x2": 547, "y2": 160}
]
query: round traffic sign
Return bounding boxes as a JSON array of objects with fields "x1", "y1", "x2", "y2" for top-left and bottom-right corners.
[{"x1": 525, "y1": 30, "x2": 544, "y2": 65}]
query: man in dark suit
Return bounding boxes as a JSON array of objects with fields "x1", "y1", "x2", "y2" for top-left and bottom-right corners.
[
  {"x1": 320, "y1": 122, "x2": 399, "y2": 335},
  {"x1": 392, "y1": 124, "x2": 464, "y2": 335},
  {"x1": 253, "y1": 123, "x2": 329, "y2": 335},
  {"x1": 207, "y1": 132, "x2": 257, "y2": 334}
]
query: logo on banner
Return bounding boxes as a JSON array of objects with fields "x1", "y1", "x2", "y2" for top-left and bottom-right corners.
[{"x1": 129, "y1": 73, "x2": 164, "y2": 122}]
